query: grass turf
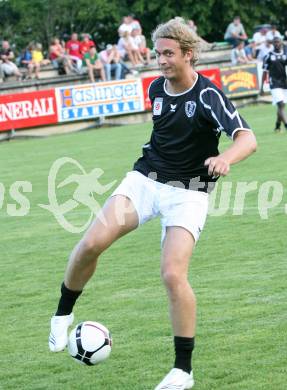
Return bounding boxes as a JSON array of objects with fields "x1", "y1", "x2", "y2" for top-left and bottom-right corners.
[{"x1": 0, "y1": 103, "x2": 286, "y2": 389}]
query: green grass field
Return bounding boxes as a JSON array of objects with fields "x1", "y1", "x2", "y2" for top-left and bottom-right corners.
[{"x1": 1, "y1": 104, "x2": 287, "y2": 390}]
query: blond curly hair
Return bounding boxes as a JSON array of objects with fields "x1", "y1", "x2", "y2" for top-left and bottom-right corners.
[{"x1": 152, "y1": 17, "x2": 200, "y2": 66}]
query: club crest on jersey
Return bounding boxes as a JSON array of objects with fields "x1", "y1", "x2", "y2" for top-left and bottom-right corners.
[
  {"x1": 153, "y1": 97, "x2": 163, "y2": 115},
  {"x1": 185, "y1": 101, "x2": 196, "y2": 118}
]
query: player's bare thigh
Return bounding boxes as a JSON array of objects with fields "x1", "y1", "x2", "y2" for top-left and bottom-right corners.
[
  {"x1": 80, "y1": 194, "x2": 139, "y2": 254},
  {"x1": 161, "y1": 226, "x2": 195, "y2": 281}
]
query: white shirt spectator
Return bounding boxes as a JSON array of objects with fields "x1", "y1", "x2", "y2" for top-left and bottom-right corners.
[
  {"x1": 231, "y1": 47, "x2": 248, "y2": 65},
  {"x1": 266, "y1": 30, "x2": 282, "y2": 41},
  {"x1": 118, "y1": 16, "x2": 141, "y2": 37},
  {"x1": 253, "y1": 30, "x2": 267, "y2": 51},
  {"x1": 257, "y1": 42, "x2": 274, "y2": 62},
  {"x1": 118, "y1": 22, "x2": 133, "y2": 36}
]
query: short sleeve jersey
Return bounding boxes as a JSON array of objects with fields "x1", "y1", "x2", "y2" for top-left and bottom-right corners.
[
  {"x1": 262, "y1": 50, "x2": 287, "y2": 89},
  {"x1": 133, "y1": 74, "x2": 251, "y2": 191},
  {"x1": 66, "y1": 40, "x2": 82, "y2": 59},
  {"x1": 224, "y1": 22, "x2": 246, "y2": 40},
  {"x1": 83, "y1": 52, "x2": 99, "y2": 66}
]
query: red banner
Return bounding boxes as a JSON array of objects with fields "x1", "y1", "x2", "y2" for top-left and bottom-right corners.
[
  {"x1": 141, "y1": 75, "x2": 159, "y2": 110},
  {"x1": 198, "y1": 68, "x2": 222, "y2": 90},
  {"x1": 0, "y1": 89, "x2": 58, "y2": 132}
]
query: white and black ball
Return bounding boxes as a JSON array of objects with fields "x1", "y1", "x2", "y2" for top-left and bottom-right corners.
[{"x1": 68, "y1": 321, "x2": 112, "y2": 366}]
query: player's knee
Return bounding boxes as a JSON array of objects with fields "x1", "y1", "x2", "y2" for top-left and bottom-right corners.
[
  {"x1": 161, "y1": 265, "x2": 186, "y2": 292},
  {"x1": 78, "y1": 237, "x2": 105, "y2": 261}
]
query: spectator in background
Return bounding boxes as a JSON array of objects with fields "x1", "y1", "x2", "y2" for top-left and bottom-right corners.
[
  {"x1": 49, "y1": 38, "x2": 73, "y2": 74},
  {"x1": 99, "y1": 44, "x2": 122, "y2": 81},
  {"x1": 29, "y1": 43, "x2": 50, "y2": 79},
  {"x1": 231, "y1": 39, "x2": 250, "y2": 65},
  {"x1": 131, "y1": 27, "x2": 151, "y2": 65},
  {"x1": 244, "y1": 40, "x2": 256, "y2": 60},
  {"x1": 118, "y1": 15, "x2": 141, "y2": 37},
  {"x1": 224, "y1": 16, "x2": 248, "y2": 47},
  {"x1": 252, "y1": 27, "x2": 268, "y2": 57},
  {"x1": 19, "y1": 43, "x2": 33, "y2": 71},
  {"x1": 80, "y1": 34, "x2": 95, "y2": 56},
  {"x1": 129, "y1": 14, "x2": 142, "y2": 31},
  {"x1": 0, "y1": 40, "x2": 22, "y2": 80},
  {"x1": 257, "y1": 39, "x2": 273, "y2": 62},
  {"x1": 266, "y1": 25, "x2": 282, "y2": 41},
  {"x1": 118, "y1": 16, "x2": 134, "y2": 37},
  {"x1": 66, "y1": 33, "x2": 83, "y2": 73},
  {"x1": 117, "y1": 31, "x2": 143, "y2": 67},
  {"x1": 83, "y1": 46, "x2": 105, "y2": 83}
]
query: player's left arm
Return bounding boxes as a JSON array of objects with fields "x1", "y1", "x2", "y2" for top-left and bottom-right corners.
[
  {"x1": 204, "y1": 130, "x2": 257, "y2": 176},
  {"x1": 201, "y1": 87, "x2": 257, "y2": 176}
]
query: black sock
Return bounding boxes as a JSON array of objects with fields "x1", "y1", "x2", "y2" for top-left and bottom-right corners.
[
  {"x1": 285, "y1": 123, "x2": 287, "y2": 130},
  {"x1": 55, "y1": 282, "x2": 82, "y2": 316},
  {"x1": 174, "y1": 336, "x2": 195, "y2": 374},
  {"x1": 275, "y1": 121, "x2": 281, "y2": 129}
]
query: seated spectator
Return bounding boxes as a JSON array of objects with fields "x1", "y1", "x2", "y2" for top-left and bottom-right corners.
[
  {"x1": 0, "y1": 40, "x2": 22, "y2": 80},
  {"x1": 117, "y1": 31, "x2": 143, "y2": 67},
  {"x1": 49, "y1": 38, "x2": 73, "y2": 74},
  {"x1": 253, "y1": 27, "x2": 268, "y2": 57},
  {"x1": 65, "y1": 33, "x2": 82, "y2": 73},
  {"x1": 99, "y1": 44, "x2": 122, "y2": 81},
  {"x1": 83, "y1": 46, "x2": 105, "y2": 83},
  {"x1": 266, "y1": 25, "x2": 282, "y2": 41},
  {"x1": 244, "y1": 40, "x2": 256, "y2": 60},
  {"x1": 118, "y1": 15, "x2": 141, "y2": 37},
  {"x1": 187, "y1": 19, "x2": 214, "y2": 51},
  {"x1": 19, "y1": 43, "x2": 33, "y2": 68},
  {"x1": 224, "y1": 16, "x2": 248, "y2": 47},
  {"x1": 257, "y1": 39, "x2": 273, "y2": 62},
  {"x1": 28, "y1": 43, "x2": 50, "y2": 79},
  {"x1": 118, "y1": 16, "x2": 133, "y2": 37},
  {"x1": 129, "y1": 14, "x2": 142, "y2": 31},
  {"x1": 231, "y1": 40, "x2": 250, "y2": 65},
  {"x1": 19, "y1": 43, "x2": 39, "y2": 79},
  {"x1": 131, "y1": 27, "x2": 151, "y2": 65},
  {"x1": 80, "y1": 34, "x2": 95, "y2": 56}
]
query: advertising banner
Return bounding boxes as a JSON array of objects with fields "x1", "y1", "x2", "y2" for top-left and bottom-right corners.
[
  {"x1": 141, "y1": 75, "x2": 160, "y2": 110},
  {"x1": 220, "y1": 63, "x2": 259, "y2": 98},
  {"x1": 198, "y1": 68, "x2": 222, "y2": 90},
  {"x1": 0, "y1": 89, "x2": 57, "y2": 132},
  {"x1": 56, "y1": 79, "x2": 145, "y2": 122}
]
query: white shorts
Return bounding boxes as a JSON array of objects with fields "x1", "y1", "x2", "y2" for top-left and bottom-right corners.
[
  {"x1": 111, "y1": 171, "x2": 209, "y2": 243},
  {"x1": 271, "y1": 88, "x2": 287, "y2": 105}
]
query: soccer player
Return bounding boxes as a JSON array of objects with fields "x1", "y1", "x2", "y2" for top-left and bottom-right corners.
[
  {"x1": 261, "y1": 36, "x2": 287, "y2": 132},
  {"x1": 49, "y1": 18, "x2": 257, "y2": 389}
]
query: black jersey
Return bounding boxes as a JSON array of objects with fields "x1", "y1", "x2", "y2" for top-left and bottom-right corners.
[
  {"x1": 262, "y1": 50, "x2": 287, "y2": 89},
  {"x1": 133, "y1": 73, "x2": 251, "y2": 192}
]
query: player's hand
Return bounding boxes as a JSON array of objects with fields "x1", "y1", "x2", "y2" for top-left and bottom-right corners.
[{"x1": 204, "y1": 156, "x2": 230, "y2": 177}]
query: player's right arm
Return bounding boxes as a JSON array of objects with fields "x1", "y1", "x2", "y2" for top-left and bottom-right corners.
[{"x1": 204, "y1": 130, "x2": 257, "y2": 177}]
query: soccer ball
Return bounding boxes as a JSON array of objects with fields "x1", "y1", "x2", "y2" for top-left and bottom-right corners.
[{"x1": 68, "y1": 321, "x2": 112, "y2": 366}]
